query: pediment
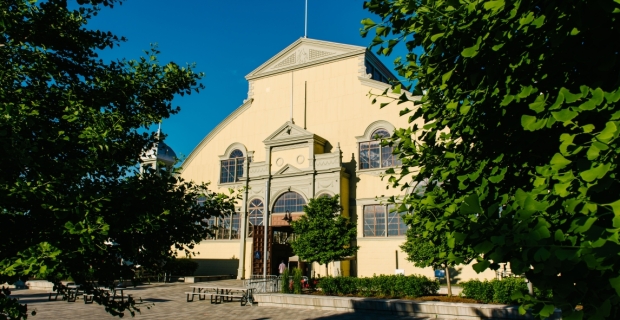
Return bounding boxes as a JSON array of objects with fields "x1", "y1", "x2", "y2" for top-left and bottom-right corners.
[
  {"x1": 246, "y1": 38, "x2": 366, "y2": 80},
  {"x1": 264, "y1": 121, "x2": 317, "y2": 144},
  {"x1": 274, "y1": 164, "x2": 303, "y2": 175}
]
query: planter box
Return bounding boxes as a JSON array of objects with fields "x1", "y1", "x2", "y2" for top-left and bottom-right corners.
[{"x1": 254, "y1": 293, "x2": 562, "y2": 320}]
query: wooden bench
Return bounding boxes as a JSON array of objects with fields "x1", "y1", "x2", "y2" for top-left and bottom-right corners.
[
  {"x1": 211, "y1": 293, "x2": 246, "y2": 305},
  {"x1": 83, "y1": 294, "x2": 94, "y2": 304},
  {"x1": 184, "y1": 291, "x2": 207, "y2": 302}
]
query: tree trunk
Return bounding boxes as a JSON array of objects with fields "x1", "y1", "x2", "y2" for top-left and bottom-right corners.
[
  {"x1": 445, "y1": 267, "x2": 452, "y2": 297},
  {"x1": 325, "y1": 263, "x2": 328, "y2": 277}
]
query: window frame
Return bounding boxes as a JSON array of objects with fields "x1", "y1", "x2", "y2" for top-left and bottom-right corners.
[
  {"x1": 247, "y1": 198, "x2": 264, "y2": 238},
  {"x1": 358, "y1": 128, "x2": 401, "y2": 170},
  {"x1": 272, "y1": 191, "x2": 307, "y2": 213},
  {"x1": 220, "y1": 149, "x2": 245, "y2": 184},
  {"x1": 362, "y1": 204, "x2": 408, "y2": 238},
  {"x1": 206, "y1": 212, "x2": 240, "y2": 240}
]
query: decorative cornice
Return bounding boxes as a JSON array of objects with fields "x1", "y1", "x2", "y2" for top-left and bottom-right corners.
[
  {"x1": 246, "y1": 38, "x2": 366, "y2": 81},
  {"x1": 181, "y1": 99, "x2": 253, "y2": 171}
]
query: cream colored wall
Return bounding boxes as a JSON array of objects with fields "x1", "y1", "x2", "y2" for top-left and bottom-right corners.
[
  {"x1": 356, "y1": 238, "x2": 496, "y2": 282},
  {"x1": 271, "y1": 147, "x2": 309, "y2": 173}
]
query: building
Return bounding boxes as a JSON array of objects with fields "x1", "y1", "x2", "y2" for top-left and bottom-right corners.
[{"x1": 180, "y1": 38, "x2": 495, "y2": 281}]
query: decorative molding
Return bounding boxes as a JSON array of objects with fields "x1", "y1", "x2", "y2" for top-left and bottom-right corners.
[
  {"x1": 218, "y1": 142, "x2": 249, "y2": 160},
  {"x1": 181, "y1": 99, "x2": 253, "y2": 171},
  {"x1": 274, "y1": 164, "x2": 303, "y2": 175},
  {"x1": 356, "y1": 168, "x2": 387, "y2": 177},
  {"x1": 296, "y1": 155, "x2": 305, "y2": 164},
  {"x1": 355, "y1": 120, "x2": 396, "y2": 142},
  {"x1": 272, "y1": 143, "x2": 308, "y2": 152},
  {"x1": 246, "y1": 38, "x2": 366, "y2": 81},
  {"x1": 263, "y1": 121, "x2": 326, "y2": 147},
  {"x1": 275, "y1": 158, "x2": 284, "y2": 167}
]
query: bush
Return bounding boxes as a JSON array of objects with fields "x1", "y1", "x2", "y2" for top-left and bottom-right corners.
[
  {"x1": 280, "y1": 268, "x2": 291, "y2": 293},
  {"x1": 292, "y1": 268, "x2": 303, "y2": 294},
  {"x1": 461, "y1": 278, "x2": 530, "y2": 304},
  {"x1": 317, "y1": 274, "x2": 438, "y2": 298}
]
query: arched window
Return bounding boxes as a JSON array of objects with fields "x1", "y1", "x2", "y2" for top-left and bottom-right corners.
[
  {"x1": 220, "y1": 149, "x2": 245, "y2": 183},
  {"x1": 273, "y1": 192, "x2": 306, "y2": 213},
  {"x1": 317, "y1": 193, "x2": 332, "y2": 199},
  {"x1": 247, "y1": 199, "x2": 264, "y2": 238},
  {"x1": 359, "y1": 128, "x2": 401, "y2": 169}
]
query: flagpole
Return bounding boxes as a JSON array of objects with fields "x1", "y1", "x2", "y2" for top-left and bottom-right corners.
[{"x1": 304, "y1": 0, "x2": 308, "y2": 38}]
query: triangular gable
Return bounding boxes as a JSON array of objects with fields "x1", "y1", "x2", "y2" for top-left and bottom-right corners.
[
  {"x1": 263, "y1": 121, "x2": 316, "y2": 145},
  {"x1": 274, "y1": 164, "x2": 303, "y2": 175},
  {"x1": 246, "y1": 38, "x2": 366, "y2": 80}
]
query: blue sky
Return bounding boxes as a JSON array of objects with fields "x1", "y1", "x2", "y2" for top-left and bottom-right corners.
[{"x1": 86, "y1": 0, "x2": 404, "y2": 159}]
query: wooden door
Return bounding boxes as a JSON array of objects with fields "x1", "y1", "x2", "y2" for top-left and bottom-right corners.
[{"x1": 251, "y1": 226, "x2": 273, "y2": 276}]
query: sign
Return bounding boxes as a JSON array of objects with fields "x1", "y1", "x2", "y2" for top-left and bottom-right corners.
[{"x1": 434, "y1": 269, "x2": 445, "y2": 278}]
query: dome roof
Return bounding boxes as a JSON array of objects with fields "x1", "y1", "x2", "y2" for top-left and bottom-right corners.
[{"x1": 140, "y1": 140, "x2": 177, "y2": 167}]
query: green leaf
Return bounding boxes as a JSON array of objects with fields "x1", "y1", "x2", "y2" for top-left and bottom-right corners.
[
  {"x1": 539, "y1": 304, "x2": 557, "y2": 317},
  {"x1": 610, "y1": 275, "x2": 620, "y2": 296},
  {"x1": 483, "y1": 0, "x2": 505, "y2": 11},
  {"x1": 442, "y1": 70, "x2": 453, "y2": 84},
  {"x1": 580, "y1": 163, "x2": 610, "y2": 182},
  {"x1": 472, "y1": 260, "x2": 490, "y2": 273},
  {"x1": 570, "y1": 27, "x2": 580, "y2": 35},
  {"x1": 551, "y1": 109, "x2": 578, "y2": 122},
  {"x1": 501, "y1": 94, "x2": 514, "y2": 106},
  {"x1": 430, "y1": 33, "x2": 444, "y2": 42},
  {"x1": 550, "y1": 153, "x2": 571, "y2": 170},
  {"x1": 528, "y1": 95, "x2": 546, "y2": 113},
  {"x1": 474, "y1": 241, "x2": 494, "y2": 253},
  {"x1": 534, "y1": 247, "x2": 551, "y2": 261},
  {"x1": 596, "y1": 122, "x2": 617, "y2": 143},
  {"x1": 460, "y1": 193, "x2": 482, "y2": 214},
  {"x1": 461, "y1": 37, "x2": 481, "y2": 58},
  {"x1": 555, "y1": 229, "x2": 565, "y2": 241}
]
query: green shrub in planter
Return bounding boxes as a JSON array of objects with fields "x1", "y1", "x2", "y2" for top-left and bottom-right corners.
[
  {"x1": 317, "y1": 274, "x2": 438, "y2": 298},
  {"x1": 293, "y1": 268, "x2": 303, "y2": 294},
  {"x1": 281, "y1": 268, "x2": 291, "y2": 293},
  {"x1": 461, "y1": 278, "x2": 531, "y2": 304}
]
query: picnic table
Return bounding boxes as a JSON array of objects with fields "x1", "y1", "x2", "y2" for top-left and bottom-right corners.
[
  {"x1": 48, "y1": 283, "x2": 83, "y2": 303},
  {"x1": 103, "y1": 287, "x2": 133, "y2": 303},
  {"x1": 184, "y1": 285, "x2": 254, "y2": 306}
]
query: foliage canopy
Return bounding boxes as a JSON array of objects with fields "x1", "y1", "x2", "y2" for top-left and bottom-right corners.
[
  {"x1": 0, "y1": 0, "x2": 235, "y2": 317},
  {"x1": 290, "y1": 195, "x2": 359, "y2": 270},
  {"x1": 363, "y1": 0, "x2": 620, "y2": 318}
]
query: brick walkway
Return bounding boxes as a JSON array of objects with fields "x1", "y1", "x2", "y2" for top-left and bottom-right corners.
[{"x1": 9, "y1": 280, "x2": 435, "y2": 320}]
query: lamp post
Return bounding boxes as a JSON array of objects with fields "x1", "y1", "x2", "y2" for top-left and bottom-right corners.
[{"x1": 282, "y1": 210, "x2": 292, "y2": 224}]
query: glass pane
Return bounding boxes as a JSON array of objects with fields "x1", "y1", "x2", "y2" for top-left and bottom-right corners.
[
  {"x1": 230, "y1": 149, "x2": 244, "y2": 158},
  {"x1": 247, "y1": 199, "x2": 264, "y2": 238},
  {"x1": 382, "y1": 145, "x2": 395, "y2": 167},
  {"x1": 217, "y1": 215, "x2": 231, "y2": 239},
  {"x1": 369, "y1": 141, "x2": 380, "y2": 168},
  {"x1": 387, "y1": 205, "x2": 408, "y2": 236},
  {"x1": 360, "y1": 143, "x2": 370, "y2": 169},
  {"x1": 363, "y1": 205, "x2": 385, "y2": 237},
  {"x1": 273, "y1": 192, "x2": 306, "y2": 213},
  {"x1": 231, "y1": 214, "x2": 240, "y2": 239},
  {"x1": 236, "y1": 158, "x2": 244, "y2": 179}
]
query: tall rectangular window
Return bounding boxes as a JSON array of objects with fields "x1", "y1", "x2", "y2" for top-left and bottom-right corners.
[
  {"x1": 363, "y1": 204, "x2": 408, "y2": 237},
  {"x1": 363, "y1": 205, "x2": 386, "y2": 237}
]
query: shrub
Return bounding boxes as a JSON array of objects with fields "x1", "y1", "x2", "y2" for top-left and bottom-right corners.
[
  {"x1": 280, "y1": 268, "x2": 291, "y2": 293},
  {"x1": 461, "y1": 278, "x2": 530, "y2": 304},
  {"x1": 317, "y1": 274, "x2": 438, "y2": 298},
  {"x1": 293, "y1": 268, "x2": 303, "y2": 294}
]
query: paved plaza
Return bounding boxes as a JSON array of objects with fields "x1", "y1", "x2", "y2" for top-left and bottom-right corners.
[{"x1": 9, "y1": 280, "x2": 437, "y2": 320}]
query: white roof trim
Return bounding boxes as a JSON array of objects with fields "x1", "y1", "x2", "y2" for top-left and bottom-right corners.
[
  {"x1": 181, "y1": 99, "x2": 253, "y2": 171},
  {"x1": 245, "y1": 38, "x2": 366, "y2": 80}
]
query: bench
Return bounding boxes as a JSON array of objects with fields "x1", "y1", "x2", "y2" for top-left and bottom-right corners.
[
  {"x1": 185, "y1": 291, "x2": 207, "y2": 302},
  {"x1": 211, "y1": 293, "x2": 247, "y2": 306},
  {"x1": 83, "y1": 294, "x2": 94, "y2": 304}
]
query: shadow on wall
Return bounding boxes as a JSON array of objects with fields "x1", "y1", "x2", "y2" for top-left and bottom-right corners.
[
  {"x1": 308, "y1": 298, "x2": 551, "y2": 320},
  {"x1": 193, "y1": 259, "x2": 239, "y2": 276}
]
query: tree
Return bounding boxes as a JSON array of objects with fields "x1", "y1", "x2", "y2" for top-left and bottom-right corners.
[
  {"x1": 363, "y1": 0, "x2": 620, "y2": 319},
  {"x1": 0, "y1": 0, "x2": 236, "y2": 317},
  {"x1": 400, "y1": 206, "x2": 474, "y2": 297},
  {"x1": 290, "y1": 195, "x2": 359, "y2": 276}
]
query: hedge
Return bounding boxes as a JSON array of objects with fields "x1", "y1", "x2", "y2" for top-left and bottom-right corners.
[
  {"x1": 317, "y1": 274, "x2": 438, "y2": 298},
  {"x1": 461, "y1": 277, "x2": 552, "y2": 304}
]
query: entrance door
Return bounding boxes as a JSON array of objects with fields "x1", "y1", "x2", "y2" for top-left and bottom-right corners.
[{"x1": 251, "y1": 226, "x2": 273, "y2": 276}]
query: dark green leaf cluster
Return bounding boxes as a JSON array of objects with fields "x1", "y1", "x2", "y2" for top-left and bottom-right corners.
[
  {"x1": 363, "y1": 0, "x2": 620, "y2": 318},
  {"x1": 317, "y1": 274, "x2": 438, "y2": 298},
  {"x1": 289, "y1": 195, "x2": 359, "y2": 266},
  {"x1": 0, "y1": 0, "x2": 236, "y2": 318}
]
